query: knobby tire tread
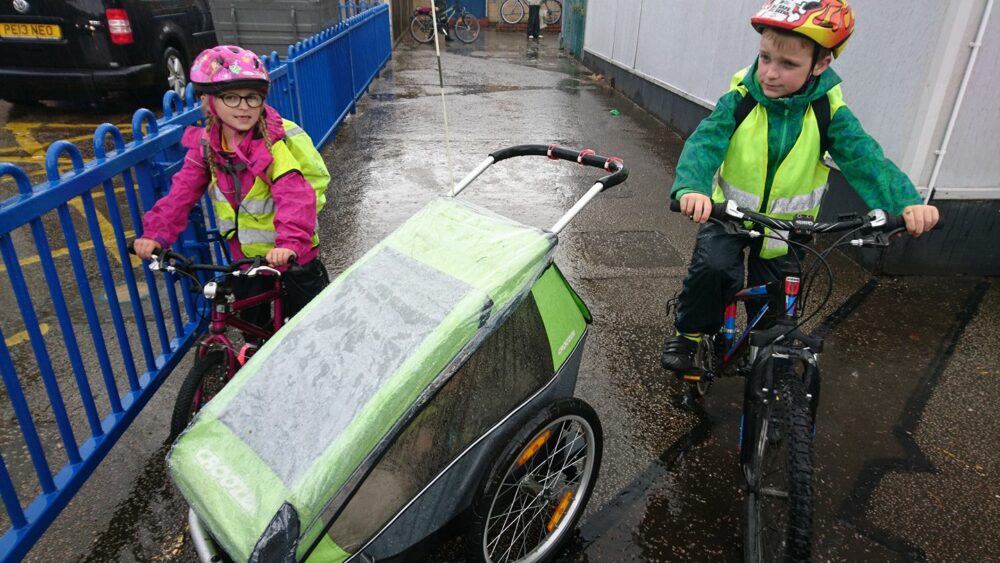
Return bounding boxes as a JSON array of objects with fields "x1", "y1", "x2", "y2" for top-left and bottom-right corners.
[
  {"x1": 743, "y1": 375, "x2": 814, "y2": 562},
  {"x1": 782, "y1": 378, "x2": 815, "y2": 561}
]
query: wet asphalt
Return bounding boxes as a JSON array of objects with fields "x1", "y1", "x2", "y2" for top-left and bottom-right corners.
[{"x1": 4, "y1": 28, "x2": 998, "y2": 562}]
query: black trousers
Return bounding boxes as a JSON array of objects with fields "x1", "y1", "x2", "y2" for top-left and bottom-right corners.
[
  {"x1": 674, "y1": 222, "x2": 803, "y2": 335},
  {"x1": 527, "y1": 5, "x2": 541, "y2": 36}
]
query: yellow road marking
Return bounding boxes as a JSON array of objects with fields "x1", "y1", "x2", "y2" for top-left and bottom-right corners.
[
  {"x1": 65, "y1": 198, "x2": 123, "y2": 266},
  {"x1": 4, "y1": 323, "x2": 49, "y2": 348},
  {"x1": 4, "y1": 118, "x2": 136, "y2": 268}
]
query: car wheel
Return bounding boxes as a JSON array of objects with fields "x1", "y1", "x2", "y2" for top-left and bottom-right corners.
[{"x1": 160, "y1": 46, "x2": 188, "y2": 98}]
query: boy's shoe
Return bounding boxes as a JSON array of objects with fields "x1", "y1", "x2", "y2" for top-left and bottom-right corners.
[
  {"x1": 661, "y1": 335, "x2": 697, "y2": 373},
  {"x1": 537, "y1": 34, "x2": 543, "y2": 38},
  {"x1": 528, "y1": 35, "x2": 534, "y2": 39}
]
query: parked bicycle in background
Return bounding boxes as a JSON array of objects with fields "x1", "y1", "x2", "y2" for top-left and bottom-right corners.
[
  {"x1": 500, "y1": 0, "x2": 562, "y2": 25},
  {"x1": 410, "y1": 0, "x2": 481, "y2": 44}
]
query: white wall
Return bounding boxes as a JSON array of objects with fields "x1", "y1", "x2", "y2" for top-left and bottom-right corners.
[{"x1": 583, "y1": 0, "x2": 999, "y2": 198}]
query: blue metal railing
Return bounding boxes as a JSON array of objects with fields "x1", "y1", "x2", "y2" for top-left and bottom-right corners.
[{"x1": 0, "y1": 4, "x2": 390, "y2": 560}]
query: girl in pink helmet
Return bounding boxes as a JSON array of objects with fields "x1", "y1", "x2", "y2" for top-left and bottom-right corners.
[{"x1": 134, "y1": 45, "x2": 331, "y2": 322}]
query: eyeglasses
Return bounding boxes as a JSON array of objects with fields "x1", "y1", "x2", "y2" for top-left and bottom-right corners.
[{"x1": 218, "y1": 92, "x2": 264, "y2": 108}]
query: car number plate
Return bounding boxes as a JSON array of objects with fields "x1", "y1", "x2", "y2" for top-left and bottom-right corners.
[{"x1": 0, "y1": 22, "x2": 62, "y2": 40}]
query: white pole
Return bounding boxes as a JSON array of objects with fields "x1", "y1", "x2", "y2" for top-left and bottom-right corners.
[{"x1": 429, "y1": 1, "x2": 456, "y2": 194}]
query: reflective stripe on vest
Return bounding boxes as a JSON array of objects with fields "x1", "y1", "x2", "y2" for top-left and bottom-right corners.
[{"x1": 715, "y1": 176, "x2": 762, "y2": 212}]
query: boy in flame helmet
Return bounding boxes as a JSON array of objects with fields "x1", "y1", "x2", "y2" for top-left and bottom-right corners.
[{"x1": 662, "y1": 0, "x2": 939, "y2": 372}]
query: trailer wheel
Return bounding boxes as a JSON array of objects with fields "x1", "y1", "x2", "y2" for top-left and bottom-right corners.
[{"x1": 465, "y1": 398, "x2": 602, "y2": 562}]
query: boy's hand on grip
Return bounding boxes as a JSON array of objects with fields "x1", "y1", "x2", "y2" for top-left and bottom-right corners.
[
  {"x1": 901, "y1": 204, "x2": 940, "y2": 237},
  {"x1": 679, "y1": 193, "x2": 713, "y2": 224}
]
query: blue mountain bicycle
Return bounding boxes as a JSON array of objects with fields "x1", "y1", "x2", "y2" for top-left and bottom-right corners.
[{"x1": 668, "y1": 199, "x2": 936, "y2": 561}]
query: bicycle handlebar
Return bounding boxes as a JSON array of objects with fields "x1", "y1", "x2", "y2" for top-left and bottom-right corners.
[
  {"x1": 489, "y1": 144, "x2": 629, "y2": 191},
  {"x1": 668, "y1": 199, "x2": 927, "y2": 235},
  {"x1": 129, "y1": 243, "x2": 287, "y2": 277}
]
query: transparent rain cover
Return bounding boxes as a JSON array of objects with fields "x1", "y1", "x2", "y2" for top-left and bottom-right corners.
[{"x1": 167, "y1": 198, "x2": 557, "y2": 562}]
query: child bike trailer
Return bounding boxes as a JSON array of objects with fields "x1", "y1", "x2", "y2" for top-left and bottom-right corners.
[{"x1": 167, "y1": 145, "x2": 628, "y2": 562}]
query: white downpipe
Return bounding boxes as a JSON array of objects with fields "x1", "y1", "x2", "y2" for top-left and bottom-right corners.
[{"x1": 924, "y1": 0, "x2": 993, "y2": 204}]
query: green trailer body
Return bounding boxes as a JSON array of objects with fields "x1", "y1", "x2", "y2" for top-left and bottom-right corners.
[{"x1": 168, "y1": 197, "x2": 591, "y2": 561}]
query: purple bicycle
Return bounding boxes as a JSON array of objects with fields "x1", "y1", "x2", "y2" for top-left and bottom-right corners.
[{"x1": 142, "y1": 248, "x2": 289, "y2": 440}]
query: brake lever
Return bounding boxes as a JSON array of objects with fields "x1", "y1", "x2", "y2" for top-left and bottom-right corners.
[
  {"x1": 708, "y1": 216, "x2": 752, "y2": 237},
  {"x1": 148, "y1": 255, "x2": 163, "y2": 272},
  {"x1": 850, "y1": 232, "x2": 894, "y2": 248},
  {"x1": 247, "y1": 265, "x2": 282, "y2": 277}
]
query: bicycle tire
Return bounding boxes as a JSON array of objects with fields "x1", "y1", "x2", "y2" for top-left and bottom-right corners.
[
  {"x1": 409, "y1": 13, "x2": 435, "y2": 44},
  {"x1": 169, "y1": 350, "x2": 232, "y2": 441},
  {"x1": 743, "y1": 377, "x2": 814, "y2": 562},
  {"x1": 500, "y1": 0, "x2": 525, "y2": 24},
  {"x1": 689, "y1": 337, "x2": 714, "y2": 397},
  {"x1": 465, "y1": 397, "x2": 603, "y2": 563},
  {"x1": 543, "y1": 0, "x2": 562, "y2": 25},
  {"x1": 455, "y1": 13, "x2": 480, "y2": 43}
]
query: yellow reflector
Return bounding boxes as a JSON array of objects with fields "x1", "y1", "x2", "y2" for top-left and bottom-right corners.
[
  {"x1": 682, "y1": 374, "x2": 701, "y2": 381},
  {"x1": 516, "y1": 429, "x2": 552, "y2": 466},
  {"x1": 546, "y1": 491, "x2": 574, "y2": 533}
]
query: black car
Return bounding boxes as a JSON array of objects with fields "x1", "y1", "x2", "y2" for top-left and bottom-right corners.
[{"x1": 0, "y1": 0, "x2": 217, "y2": 104}]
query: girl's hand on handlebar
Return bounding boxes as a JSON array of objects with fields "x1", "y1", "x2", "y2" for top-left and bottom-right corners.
[
  {"x1": 679, "y1": 192, "x2": 713, "y2": 224},
  {"x1": 266, "y1": 247, "x2": 297, "y2": 267},
  {"x1": 901, "y1": 204, "x2": 940, "y2": 236},
  {"x1": 133, "y1": 238, "x2": 162, "y2": 260}
]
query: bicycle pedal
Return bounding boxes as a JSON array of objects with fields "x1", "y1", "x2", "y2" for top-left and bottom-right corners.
[{"x1": 681, "y1": 373, "x2": 702, "y2": 382}]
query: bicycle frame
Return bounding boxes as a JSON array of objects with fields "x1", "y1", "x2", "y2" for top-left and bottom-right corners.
[{"x1": 196, "y1": 274, "x2": 285, "y2": 370}]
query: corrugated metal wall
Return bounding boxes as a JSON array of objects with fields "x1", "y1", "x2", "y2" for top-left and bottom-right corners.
[{"x1": 582, "y1": 0, "x2": 998, "y2": 200}]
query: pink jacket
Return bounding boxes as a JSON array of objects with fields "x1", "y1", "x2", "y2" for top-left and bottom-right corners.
[{"x1": 141, "y1": 105, "x2": 319, "y2": 265}]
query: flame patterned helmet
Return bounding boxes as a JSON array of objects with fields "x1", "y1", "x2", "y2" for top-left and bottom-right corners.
[
  {"x1": 190, "y1": 45, "x2": 270, "y2": 95},
  {"x1": 751, "y1": 0, "x2": 855, "y2": 58}
]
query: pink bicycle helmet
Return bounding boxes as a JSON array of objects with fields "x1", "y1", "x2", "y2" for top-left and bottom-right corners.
[{"x1": 190, "y1": 45, "x2": 270, "y2": 95}]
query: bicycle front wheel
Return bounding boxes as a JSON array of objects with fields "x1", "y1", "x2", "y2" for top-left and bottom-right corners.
[
  {"x1": 743, "y1": 377, "x2": 815, "y2": 562},
  {"x1": 543, "y1": 0, "x2": 562, "y2": 25},
  {"x1": 454, "y1": 13, "x2": 480, "y2": 43},
  {"x1": 169, "y1": 350, "x2": 232, "y2": 441},
  {"x1": 500, "y1": 0, "x2": 525, "y2": 24},
  {"x1": 409, "y1": 13, "x2": 435, "y2": 43}
]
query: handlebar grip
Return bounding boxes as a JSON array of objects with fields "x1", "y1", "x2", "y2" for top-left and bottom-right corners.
[
  {"x1": 668, "y1": 198, "x2": 730, "y2": 220},
  {"x1": 488, "y1": 144, "x2": 629, "y2": 192},
  {"x1": 882, "y1": 214, "x2": 907, "y2": 232},
  {"x1": 879, "y1": 214, "x2": 945, "y2": 232}
]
